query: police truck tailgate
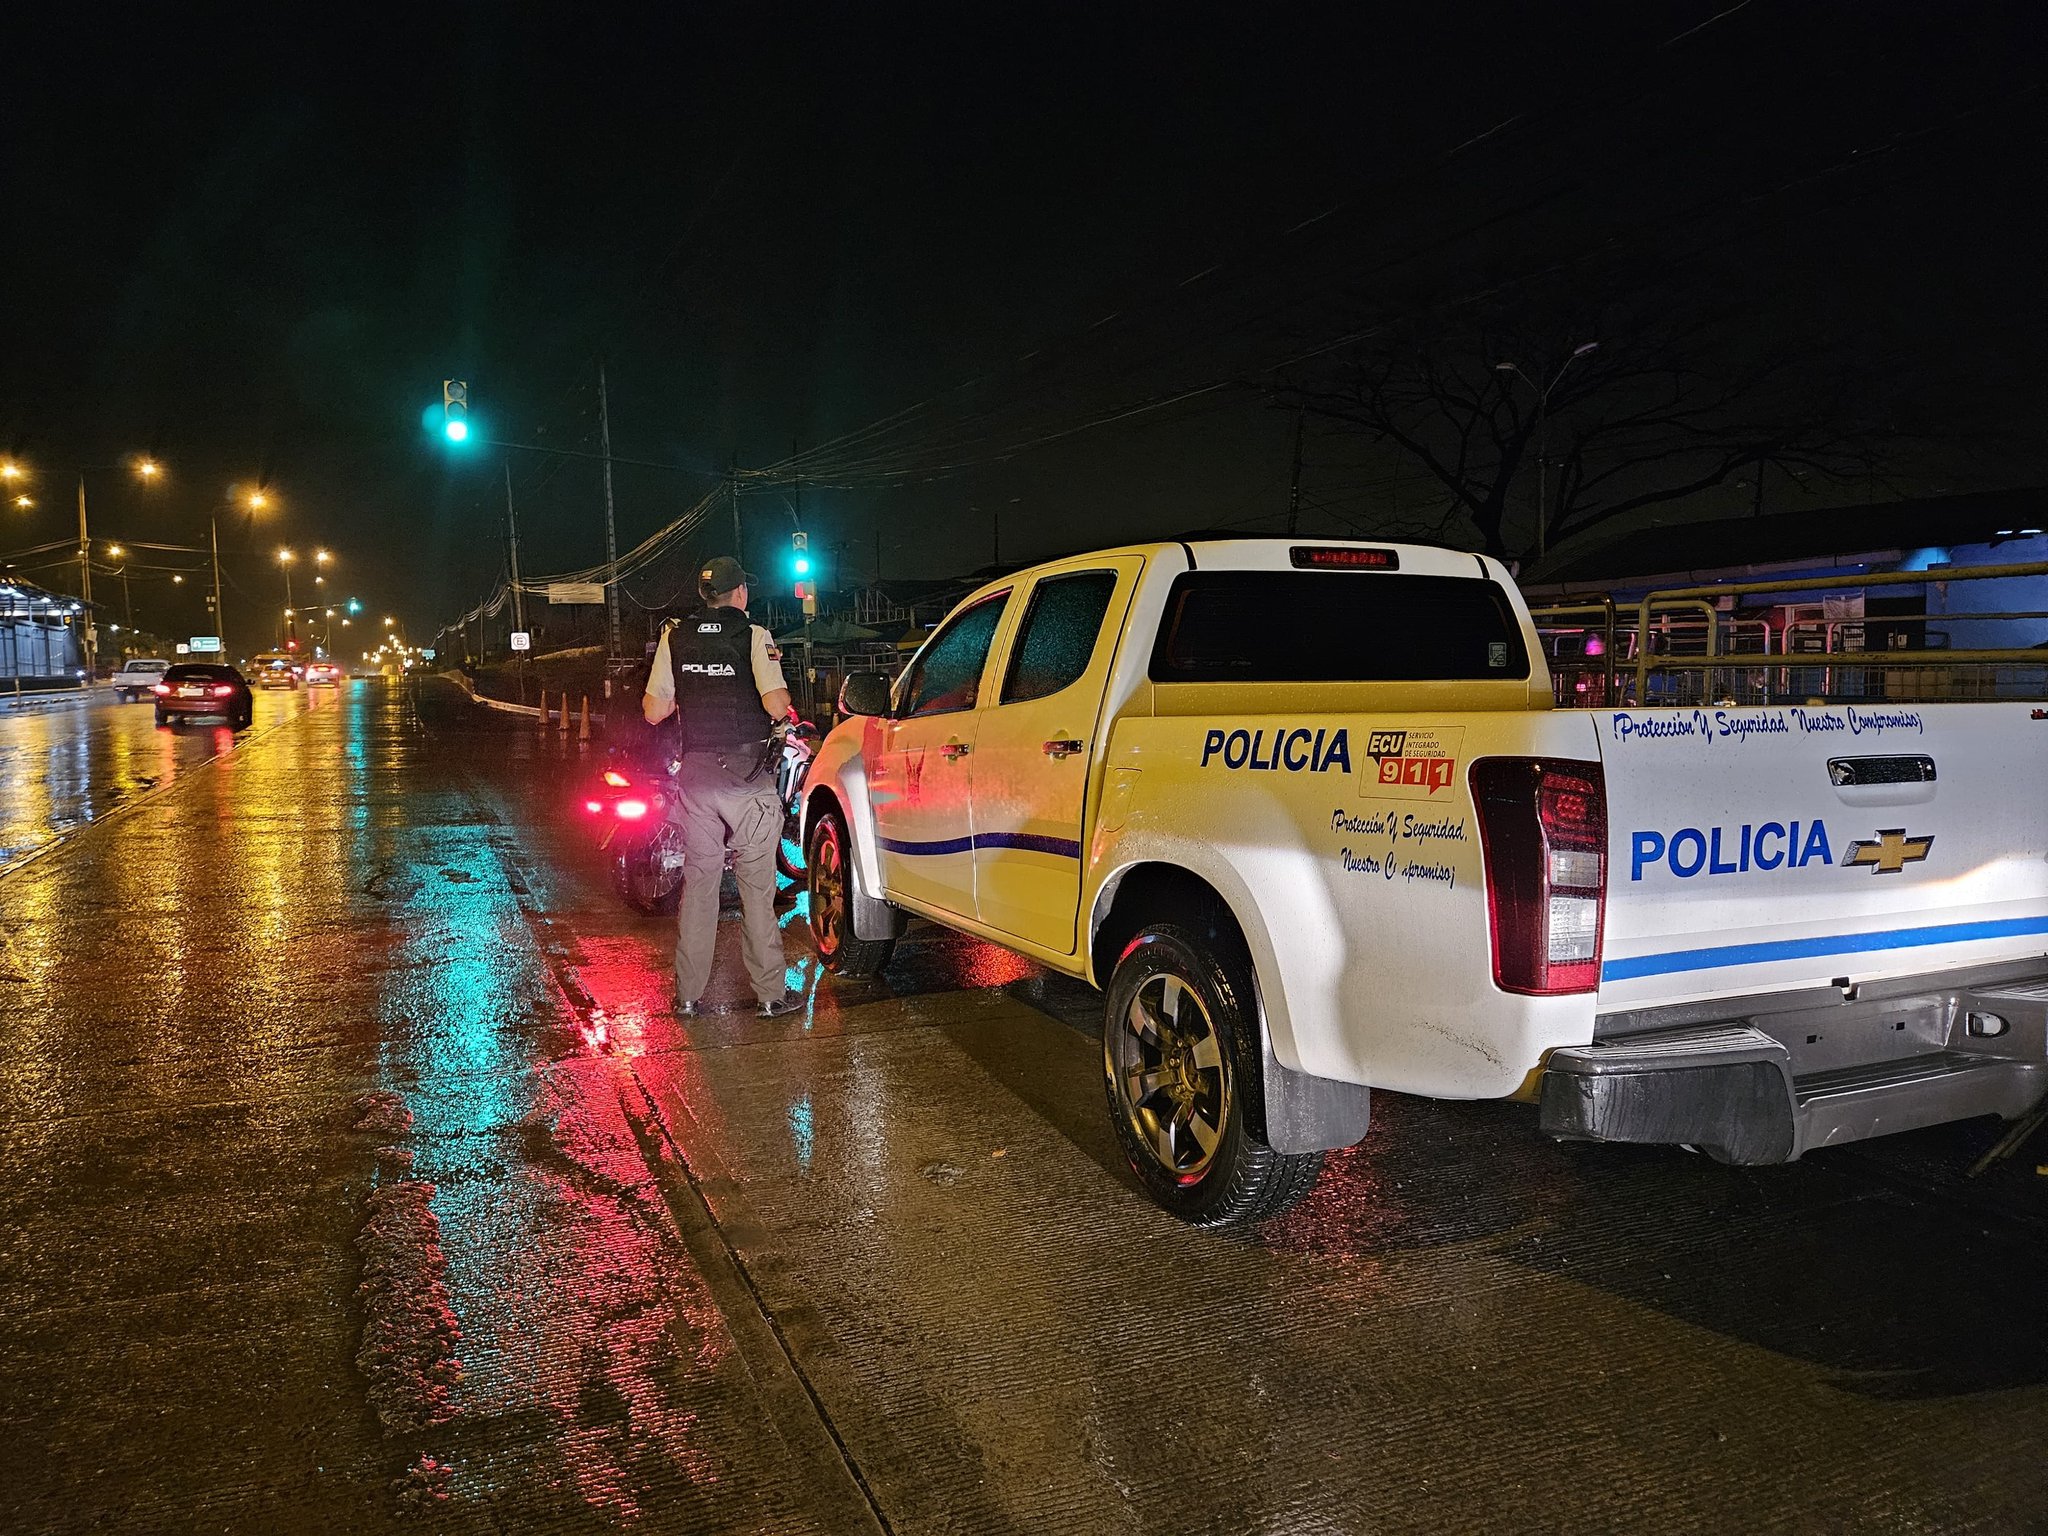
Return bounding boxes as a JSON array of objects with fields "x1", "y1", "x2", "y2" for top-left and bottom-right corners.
[{"x1": 1595, "y1": 702, "x2": 2048, "y2": 1013}]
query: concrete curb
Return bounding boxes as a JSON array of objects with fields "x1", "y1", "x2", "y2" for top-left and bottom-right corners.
[{"x1": 440, "y1": 670, "x2": 551, "y2": 723}]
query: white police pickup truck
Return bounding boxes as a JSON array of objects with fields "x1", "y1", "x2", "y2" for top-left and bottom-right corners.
[{"x1": 800, "y1": 539, "x2": 2048, "y2": 1225}]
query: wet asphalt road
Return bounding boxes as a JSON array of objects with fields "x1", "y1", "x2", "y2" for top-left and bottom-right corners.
[
  {"x1": 2, "y1": 678, "x2": 2045, "y2": 1533},
  {"x1": 0, "y1": 684, "x2": 314, "y2": 875}
]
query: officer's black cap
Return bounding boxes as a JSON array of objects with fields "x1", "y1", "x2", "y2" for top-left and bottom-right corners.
[{"x1": 698, "y1": 556, "x2": 755, "y2": 596}]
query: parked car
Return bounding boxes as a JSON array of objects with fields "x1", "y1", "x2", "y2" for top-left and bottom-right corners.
[
  {"x1": 153, "y1": 663, "x2": 252, "y2": 728},
  {"x1": 801, "y1": 537, "x2": 2048, "y2": 1226},
  {"x1": 111, "y1": 657, "x2": 172, "y2": 701},
  {"x1": 249, "y1": 652, "x2": 300, "y2": 689}
]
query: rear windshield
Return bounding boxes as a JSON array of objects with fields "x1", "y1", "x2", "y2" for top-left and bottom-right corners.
[
  {"x1": 1149, "y1": 570, "x2": 1529, "y2": 683},
  {"x1": 164, "y1": 664, "x2": 237, "y2": 682}
]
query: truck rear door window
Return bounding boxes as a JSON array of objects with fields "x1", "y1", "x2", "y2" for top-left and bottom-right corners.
[
  {"x1": 1149, "y1": 571, "x2": 1529, "y2": 682},
  {"x1": 1001, "y1": 571, "x2": 1118, "y2": 704}
]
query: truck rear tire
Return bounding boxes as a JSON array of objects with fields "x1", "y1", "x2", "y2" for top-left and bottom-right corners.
[
  {"x1": 1103, "y1": 921, "x2": 1323, "y2": 1227},
  {"x1": 807, "y1": 809, "x2": 895, "y2": 978}
]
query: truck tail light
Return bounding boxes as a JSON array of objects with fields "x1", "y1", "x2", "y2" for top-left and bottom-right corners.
[{"x1": 1471, "y1": 757, "x2": 1607, "y2": 995}]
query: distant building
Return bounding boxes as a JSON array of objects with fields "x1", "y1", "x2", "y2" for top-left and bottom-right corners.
[{"x1": 1, "y1": 575, "x2": 87, "y2": 685}]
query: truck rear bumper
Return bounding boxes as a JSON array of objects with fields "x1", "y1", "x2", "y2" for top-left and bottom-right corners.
[{"x1": 1539, "y1": 977, "x2": 2048, "y2": 1164}]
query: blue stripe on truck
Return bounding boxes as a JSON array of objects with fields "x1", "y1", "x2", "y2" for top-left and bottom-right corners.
[
  {"x1": 878, "y1": 831, "x2": 1081, "y2": 859},
  {"x1": 1602, "y1": 914, "x2": 2048, "y2": 982}
]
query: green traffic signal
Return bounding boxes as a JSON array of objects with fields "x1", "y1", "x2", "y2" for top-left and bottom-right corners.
[{"x1": 425, "y1": 379, "x2": 475, "y2": 448}]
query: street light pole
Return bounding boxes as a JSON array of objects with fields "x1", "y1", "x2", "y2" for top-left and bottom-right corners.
[
  {"x1": 1496, "y1": 342, "x2": 1599, "y2": 562},
  {"x1": 278, "y1": 551, "x2": 296, "y2": 646}
]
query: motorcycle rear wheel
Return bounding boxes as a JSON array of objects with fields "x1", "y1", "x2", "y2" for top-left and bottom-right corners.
[{"x1": 612, "y1": 825, "x2": 683, "y2": 915}]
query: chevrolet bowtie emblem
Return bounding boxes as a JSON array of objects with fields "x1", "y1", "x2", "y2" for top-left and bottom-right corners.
[{"x1": 1843, "y1": 828, "x2": 1934, "y2": 875}]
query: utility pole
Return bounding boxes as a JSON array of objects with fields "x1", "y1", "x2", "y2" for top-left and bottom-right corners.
[
  {"x1": 729, "y1": 451, "x2": 742, "y2": 557},
  {"x1": 76, "y1": 475, "x2": 96, "y2": 679},
  {"x1": 505, "y1": 461, "x2": 530, "y2": 702},
  {"x1": 504, "y1": 461, "x2": 528, "y2": 636},
  {"x1": 210, "y1": 517, "x2": 226, "y2": 650},
  {"x1": 597, "y1": 363, "x2": 621, "y2": 657},
  {"x1": 1286, "y1": 405, "x2": 1306, "y2": 536}
]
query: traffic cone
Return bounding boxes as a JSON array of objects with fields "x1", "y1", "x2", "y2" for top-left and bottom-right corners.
[
  {"x1": 577, "y1": 695, "x2": 591, "y2": 742},
  {"x1": 536, "y1": 687, "x2": 549, "y2": 730}
]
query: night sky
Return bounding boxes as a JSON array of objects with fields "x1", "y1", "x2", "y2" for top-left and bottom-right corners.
[{"x1": 5, "y1": 3, "x2": 2045, "y2": 650}]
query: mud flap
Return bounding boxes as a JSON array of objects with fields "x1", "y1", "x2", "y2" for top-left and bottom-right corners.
[{"x1": 1258, "y1": 1028, "x2": 1371, "y2": 1154}]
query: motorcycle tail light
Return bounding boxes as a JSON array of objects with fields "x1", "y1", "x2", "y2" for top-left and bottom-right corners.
[
  {"x1": 584, "y1": 799, "x2": 604, "y2": 814},
  {"x1": 615, "y1": 799, "x2": 650, "y2": 821}
]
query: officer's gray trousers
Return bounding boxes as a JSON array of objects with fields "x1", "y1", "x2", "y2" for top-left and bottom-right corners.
[{"x1": 674, "y1": 749, "x2": 787, "y2": 1006}]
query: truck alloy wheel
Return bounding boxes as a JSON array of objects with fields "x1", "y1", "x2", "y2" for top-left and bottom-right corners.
[
  {"x1": 1111, "y1": 971, "x2": 1230, "y2": 1182},
  {"x1": 806, "y1": 810, "x2": 895, "y2": 977},
  {"x1": 1102, "y1": 922, "x2": 1323, "y2": 1226}
]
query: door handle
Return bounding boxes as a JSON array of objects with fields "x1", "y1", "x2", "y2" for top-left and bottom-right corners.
[
  {"x1": 940, "y1": 740, "x2": 971, "y2": 761},
  {"x1": 1042, "y1": 738, "x2": 1084, "y2": 759}
]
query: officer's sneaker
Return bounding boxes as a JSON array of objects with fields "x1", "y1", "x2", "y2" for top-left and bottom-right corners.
[{"x1": 757, "y1": 992, "x2": 801, "y2": 1019}]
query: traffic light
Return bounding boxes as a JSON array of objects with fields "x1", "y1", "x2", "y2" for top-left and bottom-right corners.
[
  {"x1": 791, "y1": 530, "x2": 815, "y2": 601},
  {"x1": 347, "y1": 598, "x2": 362, "y2": 614},
  {"x1": 441, "y1": 380, "x2": 471, "y2": 443}
]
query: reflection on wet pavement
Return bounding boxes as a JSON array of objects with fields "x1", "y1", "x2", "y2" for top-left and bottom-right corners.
[
  {"x1": 0, "y1": 687, "x2": 311, "y2": 872},
  {"x1": 3, "y1": 676, "x2": 2044, "y2": 1532}
]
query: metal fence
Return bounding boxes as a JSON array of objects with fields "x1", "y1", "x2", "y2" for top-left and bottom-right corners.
[{"x1": 1530, "y1": 560, "x2": 2048, "y2": 708}]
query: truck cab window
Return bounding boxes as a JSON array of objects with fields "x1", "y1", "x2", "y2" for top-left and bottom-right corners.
[
  {"x1": 899, "y1": 594, "x2": 1008, "y2": 717},
  {"x1": 1000, "y1": 571, "x2": 1117, "y2": 704},
  {"x1": 1150, "y1": 570, "x2": 1528, "y2": 682}
]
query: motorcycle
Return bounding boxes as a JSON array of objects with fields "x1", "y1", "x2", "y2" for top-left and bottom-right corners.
[{"x1": 584, "y1": 724, "x2": 815, "y2": 916}]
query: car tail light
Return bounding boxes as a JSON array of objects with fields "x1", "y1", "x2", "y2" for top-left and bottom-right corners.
[
  {"x1": 212, "y1": 684, "x2": 236, "y2": 697},
  {"x1": 614, "y1": 798, "x2": 650, "y2": 821},
  {"x1": 602, "y1": 770, "x2": 631, "y2": 788},
  {"x1": 1470, "y1": 757, "x2": 1606, "y2": 995},
  {"x1": 151, "y1": 683, "x2": 171, "y2": 695}
]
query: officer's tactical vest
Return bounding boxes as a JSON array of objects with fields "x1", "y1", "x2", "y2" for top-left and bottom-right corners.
[{"x1": 670, "y1": 607, "x2": 772, "y2": 751}]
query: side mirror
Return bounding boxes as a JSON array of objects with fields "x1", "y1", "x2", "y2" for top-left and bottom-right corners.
[{"x1": 839, "y1": 671, "x2": 893, "y2": 718}]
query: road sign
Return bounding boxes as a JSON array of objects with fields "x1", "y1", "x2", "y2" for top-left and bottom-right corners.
[
  {"x1": 510, "y1": 631, "x2": 531, "y2": 652},
  {"x1": 176, "y1": 643, "x2": 190, "y2": 655},
  {"x1": 546, "y1": 582, "x2": 607, "y2": 605},
  {"x1": 189, "y1": 636, "x2": 222, "y2": 653}
]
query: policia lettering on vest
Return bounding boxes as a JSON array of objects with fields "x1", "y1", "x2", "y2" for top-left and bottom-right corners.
[{"x1": 643, "y1": 555, "x2": 801, "y2": 1018}]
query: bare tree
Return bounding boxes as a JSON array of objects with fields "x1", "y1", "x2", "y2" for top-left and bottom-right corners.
[{"x1": 1273, "y1": 302, "x2": 1886, "y2": 563}]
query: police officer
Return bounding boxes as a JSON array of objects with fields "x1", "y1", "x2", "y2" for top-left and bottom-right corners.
[{"x1": 643, "y1": 556, "x2": 800, "y2": 1018}]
